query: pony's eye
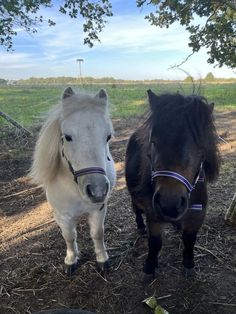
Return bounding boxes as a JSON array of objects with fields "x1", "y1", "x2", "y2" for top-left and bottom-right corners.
[
  {"x1": 107, "y1": 134, "x2": 112, "y2": 142},
  {"x1": 65, "y1": 134, "x2": 72, "y2": 142}
]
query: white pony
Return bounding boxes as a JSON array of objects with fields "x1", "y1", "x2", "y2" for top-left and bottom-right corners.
[{"x1": 30, "y1": 87, "x2": 116, "y2": 275}]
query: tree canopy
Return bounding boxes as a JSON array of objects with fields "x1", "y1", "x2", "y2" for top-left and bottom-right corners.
[
  {"x1": 0, "y1": 0, "x2": 235, "y2": 68},
  {"x1": 0, "y1": 0, "x2": 112, "y2": 50},
  {"x1": 137, "y1": 0, "x2": 236, "y2": 68}
]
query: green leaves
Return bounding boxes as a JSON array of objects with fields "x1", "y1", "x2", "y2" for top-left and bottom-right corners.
[
  {"x1": 0, "y1": 0, "x2": 112, "y2": 50},
  {"x1": 60, "y1": 0, "x2": 113, "y2": 48},
  {"x1": 138, "y1": 0, "x2": 236, "y2": 68}
]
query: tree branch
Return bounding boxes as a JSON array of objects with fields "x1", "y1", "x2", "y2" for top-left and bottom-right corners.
[{"x1": 168, "y1": 51, "x2": 195, "y2": 69}]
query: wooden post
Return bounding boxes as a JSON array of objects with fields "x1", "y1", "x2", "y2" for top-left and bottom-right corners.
[{"x1": 225, "y1": 192, "x2": 236, "y2": 225}]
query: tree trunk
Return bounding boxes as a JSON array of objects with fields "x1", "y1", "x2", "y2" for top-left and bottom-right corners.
[{"x1": 225, "y1": 192, "x2": 236, "y2": 225}]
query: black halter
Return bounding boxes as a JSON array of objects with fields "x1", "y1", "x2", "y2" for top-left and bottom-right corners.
[{"x1": 61, "y1": 146, "x2": 106, "y2": 183}]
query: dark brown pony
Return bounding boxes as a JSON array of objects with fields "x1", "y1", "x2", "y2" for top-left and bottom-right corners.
[{"x1": 125, "y1": 90, "x2": 220, "y2": 276}]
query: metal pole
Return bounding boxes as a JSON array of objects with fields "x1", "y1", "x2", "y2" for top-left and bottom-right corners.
[{"x1": 76, "y1": 58, "x2": 84, "y2": 85}]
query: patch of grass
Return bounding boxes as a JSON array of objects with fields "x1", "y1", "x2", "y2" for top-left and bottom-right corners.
[
  {"x1": 0, "y1": 83, "x2": 235, "y2": 128},
  {"x1": 0, "y1": 85, "x2": 62, "y2": 127}
]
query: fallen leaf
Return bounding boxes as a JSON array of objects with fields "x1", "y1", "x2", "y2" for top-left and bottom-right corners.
[
  {"x1": 143, "y1": 296, "x2": 158, "y2": 309},
  {"x1": 154, "y1": 305, "x2": 169, "y2": 314}
]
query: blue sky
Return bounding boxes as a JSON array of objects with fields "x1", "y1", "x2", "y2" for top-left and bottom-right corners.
[{"x1": 0, "y1": 0, "x2": 235, "y2": 80}]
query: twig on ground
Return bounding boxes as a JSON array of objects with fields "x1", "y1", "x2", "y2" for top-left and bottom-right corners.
[
  {"x1": 89, "y1": 264, "x2": 109, "y2": 283},
  {"x1": 208, "y1": 302, "x2": 236, "y2": 307},
  {"x1": 114, "y1": 235, "x2": 140, "y2": 271},
  {"x1": 195, "y1": 245, "x2": 223, "y2": 263},
  {"x1": 2, "y1": 186, "x2": 41, "y2": 199}
]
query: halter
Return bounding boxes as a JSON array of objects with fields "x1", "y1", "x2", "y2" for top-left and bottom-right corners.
[
  {"x1": 61, "y1": 145, "x2": 106, "y2": 183},
  {"x1": 152, "y1": 162, "x2": 203, "y2": 193},
  {"x1": 73, "y1": 167, "x2": 106, "y2": 180},
  {"x1": 152, "y1": 170, "x2": 194, "y2": 193},
  {"x1": 66, "y1": 159, "x2": 106, "y2": 183},
  {"x1": 151, "y1": 160, "x2": 204, "y2": 211}
]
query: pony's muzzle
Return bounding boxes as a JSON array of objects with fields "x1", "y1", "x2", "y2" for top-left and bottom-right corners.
[
  {"x1": 86, "y1": 177, "x2": 109, "y2": 204},
  {"x1": 152, "y1": 191, "x2": 188, "y2": 221}
]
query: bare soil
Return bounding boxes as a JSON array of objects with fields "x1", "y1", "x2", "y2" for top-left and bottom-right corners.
[{"x1": 0, "y1": 112, "x2": 236, "y2": 314}]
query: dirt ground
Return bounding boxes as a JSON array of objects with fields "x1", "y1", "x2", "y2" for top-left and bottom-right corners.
[{"x1": 0, "y1": 111, "x2": 236, "y2": 314}]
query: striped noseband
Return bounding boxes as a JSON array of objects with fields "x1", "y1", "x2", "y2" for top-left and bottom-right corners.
[{"x1": 151, "y1": 163, "x2": 204, "y2": 211}]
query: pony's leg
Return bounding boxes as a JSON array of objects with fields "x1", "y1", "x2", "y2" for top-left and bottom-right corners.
[
  {"x1": 88, "y1": 207, "x2": 109, "y2": 271},
  {"x1": 132, "y1": 201, "x2": 146, "y2": 234},
  {"x1": 143, "y1": 220, "x2": 163, "y2": 276},
  {"x1": 182, "y1": 210, "x2": 205, "y2": 277},
  {"x1": 182, "y1": 230, "x2": 197, "y2": 277},
  {"x1": 57, "y1": 220, "x2": 80, "y2": 276}
]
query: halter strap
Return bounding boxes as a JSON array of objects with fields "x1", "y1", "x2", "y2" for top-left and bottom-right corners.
[
  {"x1": 152, "y1": 170, "x2": 194, "y2": 192},
  {"x1": 151, "y1": 162, "x2": 204, "y2": 193},
  {"x1": 62, "y1": 150, "x2": 106, "y2": 183},
  {"x1": 151, "y1": 164, "x2": 205, "y2": 212},
  {"x1": 190, "y1": 204, "x2": 203, "y2": 211},
  {"x1": 73, "y1": 167, "x2": 106, "y2": 178}
]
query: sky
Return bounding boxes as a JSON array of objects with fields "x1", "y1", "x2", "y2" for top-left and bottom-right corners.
[{"x1": 0, "y1": 0, "x2": 235, "y2": 81}]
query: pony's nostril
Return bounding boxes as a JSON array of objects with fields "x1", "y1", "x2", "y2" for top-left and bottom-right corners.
[
  {"x1": 153, "y1": 192, "x2": 162, "y2": 210},
  {"x1": 177, "y1": 196, "x2": 187, "y2": 213},
  {"x1": 153, "y1": 192, "x2": 188, "y2": 219},
  {"x1": 86, "y1": 182, "x2": 108, "y2": 203},
  {"x1": 86, "y1": 184, "x2": 95, "y2": 198},
  {"x1": 103, "y1": 182, "x2": 109, "y2": 196}
]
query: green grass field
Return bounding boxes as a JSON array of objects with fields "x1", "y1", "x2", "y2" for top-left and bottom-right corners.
[{"x1": 0, "y1": 83, "x2": 236, "y2": 128}]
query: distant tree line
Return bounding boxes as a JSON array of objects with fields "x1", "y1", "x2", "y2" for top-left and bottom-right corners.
[
  {"x1": 0, "y1": 74, "x2": 235, "y2": 86},
  {"x1": 16, "y1": 76, "x2": 181, "y2": 85},
  {"x1": 0, "y1": 78, "x2": 8, "y2": 85}
]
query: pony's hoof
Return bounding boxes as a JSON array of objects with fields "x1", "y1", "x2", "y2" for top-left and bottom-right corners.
[
  {"x1": 65, "y1": 262, "x2": 79, "y2": 276},
  {"x1": 183, "y1": 267, "x2": 195, "y2": 278},
  {"x1": 142, "y1": 272, "x2": 155, "y2": 283},
  {"x1": 97, "y1": 260, "x2": 109, "y2": 273}
]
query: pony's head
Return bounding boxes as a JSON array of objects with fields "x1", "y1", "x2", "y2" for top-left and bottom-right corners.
[
  {"x1": 61, "y1": 87, "x2": 113, "y2": 204},
  {"x1": 31, "y1": 87, "x2": 113, "y2": 204},
  {"x1": 145, "y1": 89, "x2": 220, "y2": 221}
]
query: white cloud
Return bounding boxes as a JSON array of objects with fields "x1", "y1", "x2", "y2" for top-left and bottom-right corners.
[
  {"x1": 99, "y1": 15, "x2": 190, "y2": 54},
  {"x1": 0, "y1": 52, "x2": 39, "y2": 69}
]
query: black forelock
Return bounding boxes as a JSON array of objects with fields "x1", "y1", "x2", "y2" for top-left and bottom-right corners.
[{"x1": 149, "y1": 94, "x2": 213, "y2": 147}]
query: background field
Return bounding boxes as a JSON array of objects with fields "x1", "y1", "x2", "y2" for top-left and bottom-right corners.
[
  {"x1": 0, "y1": 83, "x2": 236, "y2": 314},
  {"x1": 1, "y1": 83, "x2": 236, "y2": 128}
]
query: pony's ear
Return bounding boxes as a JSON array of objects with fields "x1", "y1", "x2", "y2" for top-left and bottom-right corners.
[
  {"x1": 147, "y1": 89, "x2": 158, "y2": 111},
  {"x1": 95, "y1": 89, "x2": 107, "y2": 101},
  {"x1": 62, "y1": 87, "x2": 75, "y2": 99},
  {"x1": 209, "y1": 102, "x2": 214, "y2": 113}
]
